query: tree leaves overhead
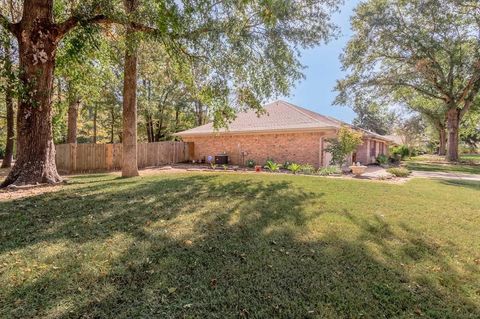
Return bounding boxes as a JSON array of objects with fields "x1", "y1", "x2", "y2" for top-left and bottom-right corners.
[
  {"x1": 336, "y1": 0, "x2": 480, "y2": 107},
  {"x1": 335, "y1": 0, "x2": 480, "y2": 160},
  {"x1": 352, "y1": 102, "x2": 396, "y2": 135},
  {"x1": 136, "y1": 0, "x2": 341, "y2": 126},
  {"x1": 49, "y1": 0, "x2": 341, "y2": 128}
]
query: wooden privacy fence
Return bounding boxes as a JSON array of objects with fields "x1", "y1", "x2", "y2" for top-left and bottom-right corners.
[{"x1": 55, "y1": 142, "x2": 193, "y2": 173}]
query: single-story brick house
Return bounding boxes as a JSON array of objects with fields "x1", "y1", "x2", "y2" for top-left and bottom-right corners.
[{"x1": 176, "y1": 100, "x2": 394, "y2": 167}]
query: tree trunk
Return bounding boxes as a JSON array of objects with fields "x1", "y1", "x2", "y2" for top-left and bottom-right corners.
[
  {"x1": 92, "y1": 106, "x2": 97, "y2": 143},
  {"x1": 2, "y1": 0, "x2": 62, "y2": 187},
  {"x1": 195, "y1": 100, "x2": 206, "y2": 125},
  {"x1": 67, "y1": 99, "x2": 80, "y2": 144},
  {"x1": 110, "y1": 106, "x2": 115, "y2": 144},
  {"x1": 174, "y1": 107, "x2": 180, "y2": 132},
  {"x1": 155, "y1": 103, "x2": 166, "y2": 141},
  {"x1": 446, "y1": 108, "x2": 460, "y2": 162},
  {"x1": 438, "y1": 127, "x2": 446, "y2": 156},
  {"x1": 1, "y1": 36, "x2": 15, "y2": 169},
  {"x1": 121, "y1": 0, "x2": 139, "y2": 177},
  {"x1": 145, "y1": 113, "x2": 154, "y2": 143}
]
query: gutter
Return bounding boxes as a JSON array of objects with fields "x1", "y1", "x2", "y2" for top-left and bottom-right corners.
[{"x1": 175, "y1": 126, "x2": 339, "y2": 137}]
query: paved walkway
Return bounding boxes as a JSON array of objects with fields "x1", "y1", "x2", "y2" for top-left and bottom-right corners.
[
  {"x1": 411, "y1": 170, "x2": 480, "y2": 181},
  {"x1": 361, "y1": 166, "x2": 480, "y2": 182}
]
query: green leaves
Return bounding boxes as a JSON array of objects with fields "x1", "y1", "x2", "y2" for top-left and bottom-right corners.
[
  {"x1": 337, "y1": 0, "x2": 480, "y2": 113},
  {"x1": 326, "y1": 126, "x2": 363, "y2": 166},
  {"x1": 264, "y1": 160, "x2": 281, "y2": 172}
]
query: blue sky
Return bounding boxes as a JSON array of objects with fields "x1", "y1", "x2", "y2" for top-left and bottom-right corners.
[{"x1": 280, "y1": 0, "x2": 360, "y2": 123}]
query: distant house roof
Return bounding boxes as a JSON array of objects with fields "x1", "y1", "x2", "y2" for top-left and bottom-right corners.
[
  {"x1": 176, "y1": 100, "x2": 392, "y2": 142},
  {"x1": 383, "y1": 135, "x2": 403, "y2": 145}
]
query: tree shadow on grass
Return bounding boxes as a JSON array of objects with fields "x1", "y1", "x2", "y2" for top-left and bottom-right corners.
[
  {"x1": 438, "y1": 179, "x2": 480, "y2": 191},
  {"x1": 0, "y1": 174, "x2": 479, "y2": 318}
]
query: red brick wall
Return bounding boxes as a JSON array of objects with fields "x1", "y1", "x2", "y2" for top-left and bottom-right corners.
[
  {"x1": 355, "y1": 139, "x2": 388, "y2": 165},
  {"x1": 182, "y1": 131, "x2": 336, "y2": 167}
]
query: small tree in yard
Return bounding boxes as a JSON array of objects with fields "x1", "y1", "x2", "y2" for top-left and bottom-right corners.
[{"x1": 325, "y1": 126, "x2": 363, "y2": 167}]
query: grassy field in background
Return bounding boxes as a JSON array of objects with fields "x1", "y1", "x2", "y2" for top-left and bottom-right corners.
[
  {"x1": 405, "y1": 154, "x2": 480, "y2": 175},
  {"x1": 1, "y1": 172, "x2": 479, "y2": 318}
]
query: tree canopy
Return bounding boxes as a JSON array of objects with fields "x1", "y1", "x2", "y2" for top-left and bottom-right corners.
[
  {"x1": 0, "y1": 0, "x2": 341, "y2": 186},
  {"x1": 336, "y1": 0, "x2": 480, "y2": 161}
]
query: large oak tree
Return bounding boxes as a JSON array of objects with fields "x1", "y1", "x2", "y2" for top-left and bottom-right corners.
[{"x1": 336, "y1": 0, "x2": 480, "y2": 161}]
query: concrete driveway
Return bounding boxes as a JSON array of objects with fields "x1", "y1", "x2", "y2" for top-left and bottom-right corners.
[{"x1": 411, "y1": 170, "x2": 480, "y2": 181}]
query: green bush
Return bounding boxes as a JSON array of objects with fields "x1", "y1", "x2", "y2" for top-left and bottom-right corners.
[
  {"x1": 287, "y1": 163, "x2": 301, "y2": 174},
  {"x1": 387, "y1": 167, "x2": 411, "y2": 177},
  {"x1": 264, "y1": 160, "x2": 281, "y2": 172},
  {"x1": 246, "y1": 159, "x2": 256, "y2": 168},
  {"x1": 390, "y1": 145, "x2": 410, "y2": 160},
  {"x1": 376, "y1": 154, "x2": 389, "y2": 165},
  {"x1": 300, "y1": 164, "x2": 315, "y2": 175},
  {"x1": 317, "y1": 166, "x2": 342, "y2": 176},
  {"x1": 264, "y1": 157, "x2": 275, "y2": 166},
  {"x1": 325, "y1": 126, "x2": 364, "y2": 166}
]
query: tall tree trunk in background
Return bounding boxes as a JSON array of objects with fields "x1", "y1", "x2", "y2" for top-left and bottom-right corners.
[
  {"x1": 92, "y1": 106, "x2": 97, "y2": 143},
  {"x1": 1, "y1": 36, "x2": 15, "y2": 168},
  {"x1": 446, "y1": 107, "x2": 460, "y2": 162},
  {"x1": 433, "y1": 119, "x2": 447, "y2": 156},
  {"x1": 2, "y1": 0, "x2": 62, "y2": 187},
  {"x1": 122, "y1": 0, "x2": 139, "y2": 177},
  {"x1": 195, "y1": 100, "x2": 206, "y2": 125},
  {"x1": 110, "y1": 106, "x2": 116, "y2": 143},
  {"x1": 174, "y1": 106, "x2": 180, "y2": 133},
  {"x1": 438, "y1": 126, "x2": 446, "y2": 156},
  {"x1": 155, "y1": 103, "x2": 166, "y2": 141},
  {"x1": 67, "y1": 98, "x2": 80, "y2": 144},
  {"x1": 145, "y1": 113, "x2": 154, "y2": 142},
  {"x1": 144, "y1": 79, "x2": 154, "y2": 142}
]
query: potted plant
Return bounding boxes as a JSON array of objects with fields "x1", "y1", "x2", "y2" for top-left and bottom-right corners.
[{"x1": 349, "y1": 162, "x2": 367, "y2": 176}]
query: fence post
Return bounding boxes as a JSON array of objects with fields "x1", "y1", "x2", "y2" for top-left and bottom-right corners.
[
  {"x1": 106, "y1": 144, "x2": 113, "y2": 170},
  {"x1": 69, "y1": 143, "x2": 77, "y2": 174}
]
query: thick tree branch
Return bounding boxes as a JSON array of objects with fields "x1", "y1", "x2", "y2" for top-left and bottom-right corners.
[
  {"x1": 57, "y1": 15, "x2": 114, "y2": 39},
  {"x1": 57, "y1": 12, "x2": 220, "y2": 42},
  {"x1": 57, "y1": 14, "x2": 159, "y2": 41}
]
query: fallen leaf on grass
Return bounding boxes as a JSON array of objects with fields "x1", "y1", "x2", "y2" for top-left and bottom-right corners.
[{"x1": 210, "y1": 278, "x2": 217, "y2": 288}]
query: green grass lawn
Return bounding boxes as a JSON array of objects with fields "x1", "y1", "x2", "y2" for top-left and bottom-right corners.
[
  {"x1": 405, "y1": 155, "x2": 480, "y2": 175},
  {"x1": 461, "y1": 154, "x2": 480, "y2": 163},
  {"x1": 1, "y1": 172, "x2": 479, "y2": 318}
]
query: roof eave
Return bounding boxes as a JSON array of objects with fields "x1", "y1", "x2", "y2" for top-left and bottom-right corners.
[{"x1": 175, "y1": 126, "x2": 339, "y2": 137}]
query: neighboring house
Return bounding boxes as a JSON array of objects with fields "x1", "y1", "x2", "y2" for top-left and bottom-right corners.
[
  {"x1": 176, "y1": 100, "x2": 393, "y2": 167},
  {"x1": 383, "y1": 135, "x2": 403, "y2": 146}
]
